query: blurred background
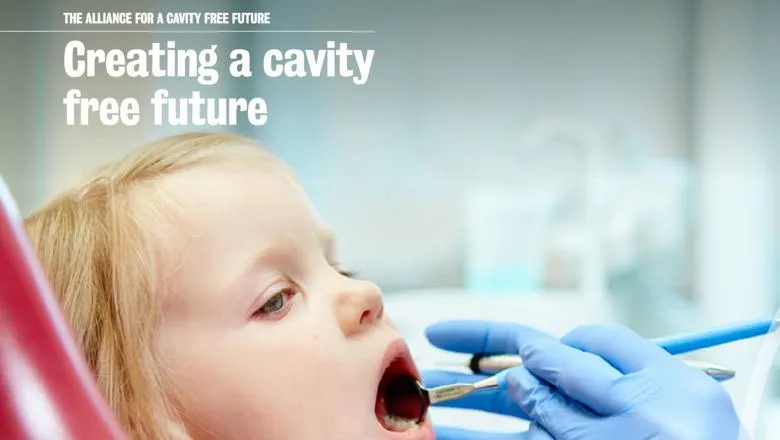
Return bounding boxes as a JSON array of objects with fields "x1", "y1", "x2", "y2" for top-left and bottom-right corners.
[{"x1": 1, "y1": 0, "x2": 779, "y2": 436}]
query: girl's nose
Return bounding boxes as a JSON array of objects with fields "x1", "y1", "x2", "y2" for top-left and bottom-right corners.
[{"x1": 335, "y1": 278, "x2": 384, "y2": 337}]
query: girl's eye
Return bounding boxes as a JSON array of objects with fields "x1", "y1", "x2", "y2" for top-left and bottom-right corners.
[
  {"x1": 338, "y1": 269, "x2": 358, "y2": 278},
  {"x1": 252, "y1": 287, "x2": 297, "y2": 319},
  {"x1": 332, "y1": 264, "x2": 357, "y2": 278}
]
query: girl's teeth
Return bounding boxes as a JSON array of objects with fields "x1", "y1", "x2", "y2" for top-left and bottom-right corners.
[{"x1": 383, "y1": 414, "x2": 418, "y2": 432}]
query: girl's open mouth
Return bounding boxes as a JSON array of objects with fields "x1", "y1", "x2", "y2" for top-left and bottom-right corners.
[{"x1": 375, "y1": 342, "x2": 428, "y2": 433}]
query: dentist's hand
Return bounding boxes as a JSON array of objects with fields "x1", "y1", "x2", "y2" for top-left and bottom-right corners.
[{"x1": 423, "y1": 320, "x2": 746, "y2": 440}]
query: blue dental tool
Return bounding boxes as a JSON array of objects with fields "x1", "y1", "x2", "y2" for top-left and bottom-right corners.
[{"x1": 651, "y1": 317, "x2": 777, "y2": 355}]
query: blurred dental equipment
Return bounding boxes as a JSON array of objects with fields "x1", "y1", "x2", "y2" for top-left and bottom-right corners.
[
  {"x1": 465, "y1": 118, "x2": 611, "y2": 303},
  {"x1": 519, "y1": 118, "x2": 611, "y2": 321},
  {"x1": 464, "y1": 118, "x2": 697, "y2": 336}
]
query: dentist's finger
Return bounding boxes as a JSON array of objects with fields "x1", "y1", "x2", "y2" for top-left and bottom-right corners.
[
  {"x1": 422, "y1": 370, "x2": 530, "y2": 419},
  {"x1": 519, "y1": 336, "x2": 624, "y2": 416},
  {"x1": 426, "y1": 320, "x2": 556, "y2": 356},
  {"x1": 526, "y1": 423, "x2": 556, "y2": 440},
  {"x1": 505, "y1": 367, "x2": 598, "y2": 439},
  {"x1": 562, "y1": 325, "x2": 676, "y2": 374}
]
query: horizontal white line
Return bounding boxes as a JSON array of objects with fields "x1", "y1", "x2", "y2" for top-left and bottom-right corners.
[{"x1": 0, "y1": 30, "x2": 375, "y2": 33}]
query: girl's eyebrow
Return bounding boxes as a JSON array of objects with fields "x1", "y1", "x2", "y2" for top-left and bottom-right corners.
[
  {"x1": 228, "y1": 244, "x2": 291, "y2": 293},
  {"x1": 228, "y1": 229, "x2": 335, "y2": 301}
]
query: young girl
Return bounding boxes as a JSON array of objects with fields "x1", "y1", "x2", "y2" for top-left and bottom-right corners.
[{"x1": 23, "y1": 132, "x2": 435, "y2": 440}]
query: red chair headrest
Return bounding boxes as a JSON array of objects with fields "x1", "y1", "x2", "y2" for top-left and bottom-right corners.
[{"x1": 0, "y1": 181, "x2": 125, "y2": 440}]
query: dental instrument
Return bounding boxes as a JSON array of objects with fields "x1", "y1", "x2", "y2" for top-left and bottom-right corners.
[
  {"x1": 418, "y1": 371, "x2": 508, "y2": 407},
  {"x1": 445, "y1": 355, "x2": 735, "y2": 382},
  {"x1": 415, "y1": 317, "x2": 777, "y2": 409},
  {"x1": 415, "y1": 359, "x2": 734, "y2": 410}
]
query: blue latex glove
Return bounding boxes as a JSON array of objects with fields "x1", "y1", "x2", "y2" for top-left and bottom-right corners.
[
  {"x1": 423, "y1": 320, "x2": 747, "y2": 440},
  {"x1": 422, "y1": 320, "x2": 556, "y2": 439}
]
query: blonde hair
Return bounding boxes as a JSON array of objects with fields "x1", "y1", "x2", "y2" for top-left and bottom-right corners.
[{"x1": 24, "y1": 132, "x2": 279, "y2": 439}]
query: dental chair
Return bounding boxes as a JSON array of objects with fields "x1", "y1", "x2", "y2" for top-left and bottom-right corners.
[{"x1": 0, "y1": 181, "x2": 125, "y2": 439}]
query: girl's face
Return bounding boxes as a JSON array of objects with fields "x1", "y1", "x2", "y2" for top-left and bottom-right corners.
[{"x1": 153, "y1": 162, "x2": 435, "y2": 440}]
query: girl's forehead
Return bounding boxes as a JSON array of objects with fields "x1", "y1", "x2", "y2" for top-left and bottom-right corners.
[
  {"x1": 155, "y1": 162, "x2": 329, "y2": 255},
  {"x1": 159, "y1": 162, "x2": 302, "y2": 207}
]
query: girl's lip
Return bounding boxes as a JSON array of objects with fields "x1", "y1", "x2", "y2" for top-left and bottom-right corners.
[{"x1": 376, "y1": 339, "x2": 422, "y2": 385}]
